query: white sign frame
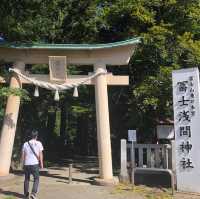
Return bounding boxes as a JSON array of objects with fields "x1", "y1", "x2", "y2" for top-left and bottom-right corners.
[
  {"x1": 157, "y1": 125, "x2": 174, "y2": 140},
  {"x1": 128, "y1": 130, "x2": 137, "y2": 142}
]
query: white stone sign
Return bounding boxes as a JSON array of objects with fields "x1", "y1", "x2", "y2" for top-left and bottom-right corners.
[
  {"x1": 128, "y1": 130, "x2": 136, "y2": 142},
  {"x1": 172, "y1": 68, "x2": 200, "y2": 193}
]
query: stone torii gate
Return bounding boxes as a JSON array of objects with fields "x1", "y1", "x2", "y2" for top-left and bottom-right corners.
[{"x1": 0, "y1": 38, "x2": 140, "y2": 184}]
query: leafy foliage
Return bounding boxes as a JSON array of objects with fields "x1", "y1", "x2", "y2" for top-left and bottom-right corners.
[{"x1": 0, "y1": 0, "x2": 200, "y2": 161}]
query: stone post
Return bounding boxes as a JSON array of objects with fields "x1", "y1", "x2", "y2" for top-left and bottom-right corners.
[
  {"x1": 0, "y1": 61, "x2": 24, "y2": 176},
  {"x1": 94, "y1": 63, "x2": 113, "y2": 182},
  {"x1": 120, "y1": 139, "x2": 129, "y2": 182}
]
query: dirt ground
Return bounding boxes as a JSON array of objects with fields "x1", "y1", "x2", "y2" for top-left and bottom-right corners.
[{"x1": 0, "y1": 159, "x2": 200, "y2": 199}]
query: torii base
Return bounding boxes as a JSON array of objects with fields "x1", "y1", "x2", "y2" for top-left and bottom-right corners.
[{"x1": 93, "y1": 177, "x2": 119, "y2": 186}]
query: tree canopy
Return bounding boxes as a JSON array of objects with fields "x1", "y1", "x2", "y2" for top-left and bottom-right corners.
[{"x1": 0, "y1": 0, "x2": 200, "y2": 160}]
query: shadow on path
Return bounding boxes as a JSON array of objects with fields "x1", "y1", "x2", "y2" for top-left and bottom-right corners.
[
  {"x1": 0, "y1": 188, "x2": 24, "y2": 198},
  {"x1": 41, "y1": 172, "x2": 96, "y2": 184},
  {"x1": 55, "y1": 157, "x2": 99, "y2": 175}
]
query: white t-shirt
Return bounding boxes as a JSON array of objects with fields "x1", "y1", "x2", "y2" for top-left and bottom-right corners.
[{"x1": 22, "y1": 139, "x2": 44, "y2": 165}]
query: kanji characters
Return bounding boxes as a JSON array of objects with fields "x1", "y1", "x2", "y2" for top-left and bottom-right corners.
[{"x1": 180, "y1": 158, "x2": 194, "y2": 169}]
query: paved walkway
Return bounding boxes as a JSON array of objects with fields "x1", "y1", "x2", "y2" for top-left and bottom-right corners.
[{"x1": 0, "y1": 158, "x2": 200, "y2": 199}]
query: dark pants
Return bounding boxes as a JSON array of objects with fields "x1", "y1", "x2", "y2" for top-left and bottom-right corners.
[{"x1": 24, "y1": 164, "x2": 40, "y2": 196}]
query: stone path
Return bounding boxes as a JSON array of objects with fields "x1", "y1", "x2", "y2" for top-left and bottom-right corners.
[
  {"x1": 0, "y1": 165, "x2": 144, "y2": 199},
  {"x1": 1, "y1": 158, "x2": 200, "y2": 199}
]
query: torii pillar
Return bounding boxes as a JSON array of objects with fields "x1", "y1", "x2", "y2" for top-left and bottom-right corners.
[
  {"x1": 0, "y1": 62, "x2": 24, "y2": 176},
  {"x1": 94, "y1": 63, "x2": 113, "y2": 182}
]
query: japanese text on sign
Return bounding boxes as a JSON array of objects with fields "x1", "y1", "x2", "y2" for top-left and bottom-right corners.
[{"x1": 177, "y1": 76, "x2": 195, "y2": 169}]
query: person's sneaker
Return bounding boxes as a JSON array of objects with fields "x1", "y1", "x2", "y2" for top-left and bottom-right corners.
[{"x1": 30, "y1": 193, "x2": 37, "y2": 199}]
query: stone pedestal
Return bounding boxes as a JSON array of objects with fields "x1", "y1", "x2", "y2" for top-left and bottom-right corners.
[{"x1": 94, "y1": 177, "x2": 119, "y2": 186}]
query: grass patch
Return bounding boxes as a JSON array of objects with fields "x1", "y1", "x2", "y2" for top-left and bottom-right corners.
[
  {"x1": 3, "y1": 196, "x2": 16, "y2": 199},
  {"x1": 111, "y1": 183, "x2": 173, "y2": 199}
]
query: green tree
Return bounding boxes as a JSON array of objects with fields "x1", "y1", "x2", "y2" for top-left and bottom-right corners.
[{"x1": 0, "y1": 0, "x2": 200, "y2": 159}]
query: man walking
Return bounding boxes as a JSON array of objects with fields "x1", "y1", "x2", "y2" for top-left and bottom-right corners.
[{"x1": 22, "y1": 130, "x2": 44, "y2": 199}]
